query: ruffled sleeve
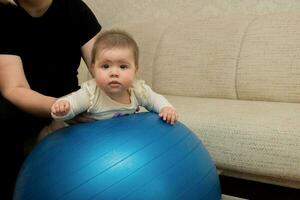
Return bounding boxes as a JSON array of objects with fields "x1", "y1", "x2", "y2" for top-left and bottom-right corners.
[
  {"x1": 80, "y1": 79, "x2": 99, "y2": 112},
  {"x1": 132, "y1": 80, "x2": 173, "y2": 113}
]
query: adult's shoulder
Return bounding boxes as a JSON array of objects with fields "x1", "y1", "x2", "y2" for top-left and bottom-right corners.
[
  {"x1": 53, "y1": 0, "x2": 99, "y2": 24},
  {"x1": 0, "y1": 2, "x2": 19, "y2": 25},
  {"x1": 0, "y1": 3, "x2": 5, "y2": 16},
  {"x1": 0, "y1": 2, "x2": 17, "y2": 16},
  {"x1": 0, "y1": 3, "x2": 18, "y2": 37},
  {"x1": 0, "y1": 2, "x2": 17, "y2": 9},
  {"x1": 57, "y1": 0, "x2": 101, "y2": 46},
  {"x1": 55, "y1": 0, "x2": 94, "y2": 11}
]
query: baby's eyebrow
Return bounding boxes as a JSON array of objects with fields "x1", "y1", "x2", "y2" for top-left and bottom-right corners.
[
  {"x1": 99, "y1": 59, "x2": 112, "y2": 63},
  {"x1": 116, "y1": 58, "x2": 130, "y2": 63}
]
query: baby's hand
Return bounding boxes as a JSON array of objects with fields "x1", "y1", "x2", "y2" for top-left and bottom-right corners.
[
  {"x1": 159, "y1": 106, "x2": 178, "y2": 125},
  {"x1": 51, "y1": 100, "x2": 70, "y2": 117}
]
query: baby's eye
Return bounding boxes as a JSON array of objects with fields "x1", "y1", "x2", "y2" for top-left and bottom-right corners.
[
  {"x1": 120, "y1": 64, "x2": 128, "y2": 69},
  {"x1": 101, "y1": 64, "x2": 110, "y2": 69}
]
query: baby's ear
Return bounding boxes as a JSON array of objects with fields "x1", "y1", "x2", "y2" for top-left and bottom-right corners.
[
  {"x1": 91, "y1": 62, "x2": 95, "y2": 68},
  {"x1": 90, "y1": 64, "x2": 95, "y2": 74}
]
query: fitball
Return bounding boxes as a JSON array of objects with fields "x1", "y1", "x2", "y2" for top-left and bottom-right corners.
[{"x1": 14, "y1": 112, "x2": 221, "y2": 200}]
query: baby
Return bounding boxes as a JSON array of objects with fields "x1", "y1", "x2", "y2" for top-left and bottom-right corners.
[{"x1": 39, "y1": 29, "x2": 178, "y2": 140}]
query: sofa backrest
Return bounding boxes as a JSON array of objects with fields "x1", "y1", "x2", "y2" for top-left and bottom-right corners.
[
  {"x1": 126, "y1": 13, "x2": 300, "y2": 103},
  {"x1": 82, "y1": 1, "x2": 300, "y2": 103},
  {"x1": 237, "y1": 12, "x2": 300, "y2": 103},
  {"x1": 151, "y1": 16, "x2": 253, "y2": 99}
]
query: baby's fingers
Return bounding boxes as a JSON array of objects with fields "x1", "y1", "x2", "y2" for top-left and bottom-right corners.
[
  {"x1": 167, "y1": 110, "x2": 177, "y2": 124},
  {"x1": 160, "y1": 109, "x2": 177, "y2": 125},
  {"x1": 51, "y1": 104, "x2": 61, "y2": 114},
  {"x1": 58, "y1": 103, "x2": 68, "y2": 113},
  {"x1": 52, "y1": 103, "x2": 68, "y2": 115},
  {"x1": 169, "y1": 112, "x2": 178, "y2": 124}
]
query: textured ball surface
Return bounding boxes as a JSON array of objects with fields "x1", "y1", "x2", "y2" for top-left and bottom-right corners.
[{"x1": 14, "y1": 112, "x2": 221, "y2": 200}]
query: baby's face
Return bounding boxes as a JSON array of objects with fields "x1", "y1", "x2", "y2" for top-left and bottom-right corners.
[{"x1": 92, "y1": 47, "x2": 137, "y2": 98}]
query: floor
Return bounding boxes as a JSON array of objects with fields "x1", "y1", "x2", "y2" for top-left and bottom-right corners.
[{"x1": 219, "y1": 175, "x2": 300, "y2": 200}]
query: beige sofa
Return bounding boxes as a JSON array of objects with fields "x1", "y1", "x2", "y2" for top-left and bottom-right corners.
[{"x1": 80, "y1": 0, "x2": 300, "y2": 190}]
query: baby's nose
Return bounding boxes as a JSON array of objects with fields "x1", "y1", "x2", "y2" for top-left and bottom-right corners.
[{"x1": 110, "y1": 67, "x2": 119, "y2": 76}]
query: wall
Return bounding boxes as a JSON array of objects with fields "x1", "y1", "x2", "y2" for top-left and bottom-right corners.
[{"x1": 85, "y1": 0, "x2": 300, "y2": 28}]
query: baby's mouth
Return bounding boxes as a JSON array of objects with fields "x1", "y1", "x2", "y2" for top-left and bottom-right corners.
[{"x1": 108, "y1": 81, "x2": 121, "y2": 87}]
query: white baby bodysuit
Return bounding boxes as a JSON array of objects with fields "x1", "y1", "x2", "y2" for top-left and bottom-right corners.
[{"x1": 52, "y1": 79, "x2": 173, "y2": 121}]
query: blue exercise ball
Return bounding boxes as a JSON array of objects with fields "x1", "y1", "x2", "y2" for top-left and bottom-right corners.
[{"x1": 14, "y1": 112, "x2": 221, "y2": 200}]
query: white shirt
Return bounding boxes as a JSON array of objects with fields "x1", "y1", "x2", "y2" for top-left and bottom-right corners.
[{"x1": 52, "y1": 79, "x2": 173, "y2": 121}]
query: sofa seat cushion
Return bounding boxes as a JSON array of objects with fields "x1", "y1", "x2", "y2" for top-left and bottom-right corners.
[{"x1": 165, "y1": 95, "x2": 300, "y2": 188}]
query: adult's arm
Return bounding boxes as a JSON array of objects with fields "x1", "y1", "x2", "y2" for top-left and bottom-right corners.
[
  {"x1": 0, "y1": 54, "x2": 56, "y2": 117},
  {"x1": 81, "y1": 32, "x2": 100, "y2": 70},
  {"x1": 77, "y1": 0, "x2": 101, "y2": 71}
]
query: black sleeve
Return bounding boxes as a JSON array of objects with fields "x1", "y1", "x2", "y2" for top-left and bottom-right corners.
[
  {"x1": 71, "y1": 0, "x2": 102, "y2": 47},
  {"x1": 0, "y1": 4, "x2": 18, "y2": 55}
]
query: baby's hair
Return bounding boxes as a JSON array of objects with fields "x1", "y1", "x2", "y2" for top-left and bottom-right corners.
[{"x1": 91, "y1": 29, "x2": 139, "y2": 69}]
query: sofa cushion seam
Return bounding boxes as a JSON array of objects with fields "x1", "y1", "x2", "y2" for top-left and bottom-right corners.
[{"x1": 234, "y1": 16, "x2": 258, "y2": 100}]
